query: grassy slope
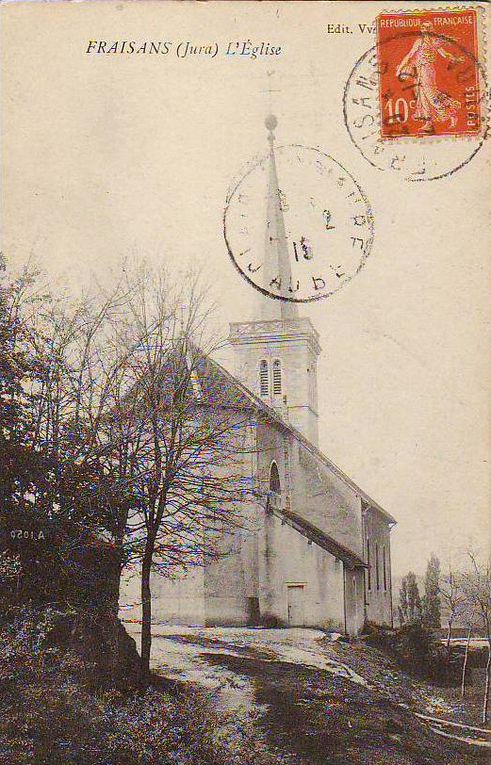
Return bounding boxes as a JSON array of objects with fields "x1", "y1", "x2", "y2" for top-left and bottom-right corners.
[
  {"x1": 326, "y1": 638, "x2": 489, "y2": 727},
  {"x1": 2, "y1": 611, "x2": 488, "y2": 765},
  {"x1": 168, "y1": 631, "x2": 489, "y2": 765}
]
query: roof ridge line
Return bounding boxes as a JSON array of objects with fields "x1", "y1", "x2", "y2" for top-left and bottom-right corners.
[{"x1": 200, "y1": 347, "x2": 395, "y2": 524}]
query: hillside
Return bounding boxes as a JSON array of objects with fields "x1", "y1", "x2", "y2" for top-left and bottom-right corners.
[{"x1": 124, "y1": 623, "x2": 490, "y2": 765}]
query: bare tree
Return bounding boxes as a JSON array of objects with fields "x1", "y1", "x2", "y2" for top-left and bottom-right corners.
[
  {"x1": 3, "y1": 258, "x2": 261, "y2": 687},
  {"x1": 439, "y1": 564, "x2": 466, "y2": 655},
  {"x1": 21, "y1": 271, "x2": 136, "y2": 539},
  {"x1": 460, "y1": 552, "x2": 491, "y2": 723},
  {"x1": 1, "y1": 258, "x2": 148, "y2": 668},
  {"x1": 460, "y1": 620, "x2": 475, "y2": 700},
  {"x1": 103, "y1": 264, "x2": 259, "y2": 686},
  {"x1": 439, "y1": 563, "x2": 474, "y2": 699}
]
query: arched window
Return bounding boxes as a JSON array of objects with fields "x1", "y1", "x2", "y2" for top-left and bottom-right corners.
[
  {"x1": 259, "y1": 360, "x2": 269, "y2": 397},
  {"x1": 375, "y1": 543, "x2": 380, "y2": 591},
  {"x1": 272, "y1": 359, "x2": 282, "y2": 395},
  {"x1": 367, "y1": 539, "x2": 371, "y2": 591},
  {"x1": 383, "y1": 546, "x2": 387, "y2": 591},
  {"x1": 269, "y1": 462, "x2": 281, "y2": 494}
]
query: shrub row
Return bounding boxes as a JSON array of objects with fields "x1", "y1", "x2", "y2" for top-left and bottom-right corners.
[{"x1": 363, "y1": 622, "x2": 461, "y2": 685}]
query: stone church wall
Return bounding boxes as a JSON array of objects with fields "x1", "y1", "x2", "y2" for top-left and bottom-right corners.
[
  {"x1": 231, "y1": 324, "x2": 319, "y2": 446},
  {"x1": 290, "y1": 438, "x2": 364, "y2": 559},
  {"x1": 119, "y1": 566, "x2": 206, "y2": 625},
  {"x1": 119, "y1": 571, "x2": 142, "y2": 622},
  {"x1": 344, "y1": 567, "x2": 366, "y2": 636},
  {"x1": 255, "y1": 421, "x2": 288, "y2": 492},
  {"x1": 151, "y1": 568, "x2": 206, "y2": 625},
  {"x1": 119, "y1": 417, "x2": 389, "y2": 635},
  {"x1": 246, "y1": 417, "x2": 363, "y2": 562},
  {"x1": 203, "y1": 510, "x2": 260, "y2": 626},
  {"x1": 364, "y1": 508, "x2": 393, "y2": 626},
  {"x1": 257, "y1": 510, "x2": 346, "y2": 630},
  {"x1": 202, "y1": 430, "x2": 262, "y2": 625}
]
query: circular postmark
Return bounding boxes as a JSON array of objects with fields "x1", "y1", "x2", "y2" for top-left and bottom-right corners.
[
  {"x1": 223, "y1": 136, "x2": 374, "y2": 303},
  {"x1": 344, "y1": 23, "x2": 488, "y2": 181}
]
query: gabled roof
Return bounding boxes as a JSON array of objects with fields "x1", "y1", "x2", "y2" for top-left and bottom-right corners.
[{"x1": 194, "y1": 350, "x2": 396, "y2": 526}]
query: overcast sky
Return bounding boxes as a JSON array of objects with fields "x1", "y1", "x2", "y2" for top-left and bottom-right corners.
[{"x1": 2, "y1": 1, "x2": 490, "y2": 576}]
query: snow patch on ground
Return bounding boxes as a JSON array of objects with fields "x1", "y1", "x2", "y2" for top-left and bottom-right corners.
[{"x1": 125, "y1": 624, "x2": 369, "y2": 694}]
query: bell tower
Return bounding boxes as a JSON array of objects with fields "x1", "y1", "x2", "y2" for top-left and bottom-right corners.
[{"x1": 228, "y1": 115, "x2": 321, "y2": 446}]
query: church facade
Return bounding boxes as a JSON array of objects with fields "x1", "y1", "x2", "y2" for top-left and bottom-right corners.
[
  {"x1": 130, "y1": 354, "x2": 395, "y2": 635},
  {"x1": 121, "y1": 117, "x2": 395, "y2": 636}
]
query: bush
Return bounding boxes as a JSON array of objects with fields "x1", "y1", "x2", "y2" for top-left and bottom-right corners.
[{"x1": 364, "y1": 621, "x2": 459, "y2": 685}]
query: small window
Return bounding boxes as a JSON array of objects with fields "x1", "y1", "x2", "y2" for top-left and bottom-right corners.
[
  {"x1": 383, "y1": 546, "x2": 387, "y2": 592},
  {"x1": 375, "y1": 543, "x2": 380, "y2": 591},
  {"x1": 367, "y1": 539, "x2": 371, "y2": 591},
  {"x1": 259, "y1": 360, "x2": 269, "y2": 397},
  {"x1": 269, "y1": 462, "x2": 281, "y2": 494},
  {"x1": 272, "y1": 359, "x2": 282, "y2": 395}
]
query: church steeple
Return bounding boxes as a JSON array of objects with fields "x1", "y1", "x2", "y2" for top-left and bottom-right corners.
[
  {"x1": 260, "y1": 115, "x2": 298, "y2": 321},
  {"x1": 228, "y1": 115, "x2": 321, "y2": 446}
]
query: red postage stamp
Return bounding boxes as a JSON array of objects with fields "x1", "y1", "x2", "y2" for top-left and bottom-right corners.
[{"x1": 377, "y1": 9, "x2": 482, "y2": 138}]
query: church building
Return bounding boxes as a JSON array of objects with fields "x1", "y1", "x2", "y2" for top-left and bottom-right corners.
[{"x1": 121, "y1": 117, "x2": 395, "y2": 636}]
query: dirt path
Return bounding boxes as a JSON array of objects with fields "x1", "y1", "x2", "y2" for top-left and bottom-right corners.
[{"x1": 125, "y1": 624, "x2": 488, "y2": 765}]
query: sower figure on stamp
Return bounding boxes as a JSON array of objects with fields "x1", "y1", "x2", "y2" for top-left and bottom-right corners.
[{"x1": 396, "y1": 21, "x2": 464, "y2": 133}]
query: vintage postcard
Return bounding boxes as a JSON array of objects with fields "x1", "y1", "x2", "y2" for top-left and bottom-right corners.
[{"x1": 1, "y1": 1, "x2": 490, "y2": 763}]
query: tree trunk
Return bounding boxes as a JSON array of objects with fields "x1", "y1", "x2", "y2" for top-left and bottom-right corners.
[
  {"x1": 105, "y1": 551, "x2": 124, "y2": 686},
  {"x1": 446, "y1": 617, "x2": 453, "y2": 656},
  {"x1": 140, "y1": 547, "x2": 153, "y2": 689},
  {"x1": 483, "y1": 638, "x2": 491, "y2": 725},
  {"x1": 461, "y1": 626, "x2": 472, "y2": 699}
]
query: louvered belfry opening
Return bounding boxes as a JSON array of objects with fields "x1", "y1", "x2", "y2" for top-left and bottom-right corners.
[
  {"x1": 259, "y1": 359, "x2": 269, "y2": 397},
  {"x1": 272, "y1": 358, "x2": 282, "y2": 395}
]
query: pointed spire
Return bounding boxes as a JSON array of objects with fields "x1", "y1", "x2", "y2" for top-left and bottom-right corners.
[{"x1": 259, "y1": 115, "x2": 298, "y2": 321}]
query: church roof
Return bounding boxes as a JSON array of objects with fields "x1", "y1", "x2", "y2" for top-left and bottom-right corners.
[
  {"x1": 193, "y1": 349, "x2": 396, "y2": 526},
  {"x1": 258, "y1": 114, "x2": 298, "y2": 321},
  {"x1": 266, "y1": 501, "x2": 366, "y2": 569}
]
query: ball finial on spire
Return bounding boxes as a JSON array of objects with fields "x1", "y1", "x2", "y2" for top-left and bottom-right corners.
[{"x1": 265, "y1": 114, "x2": 278, "y2": 132}]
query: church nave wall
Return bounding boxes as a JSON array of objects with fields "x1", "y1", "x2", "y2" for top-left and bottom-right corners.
[
  {"x1": 292, "y1": 442, "x2": 364, "y2": 559},
  {"x1": 363, "y1": 508, "x2": 393, "y2": 627},
  {"x1": 258, "y1": 511, "x2": 345, "y2": 630}
]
